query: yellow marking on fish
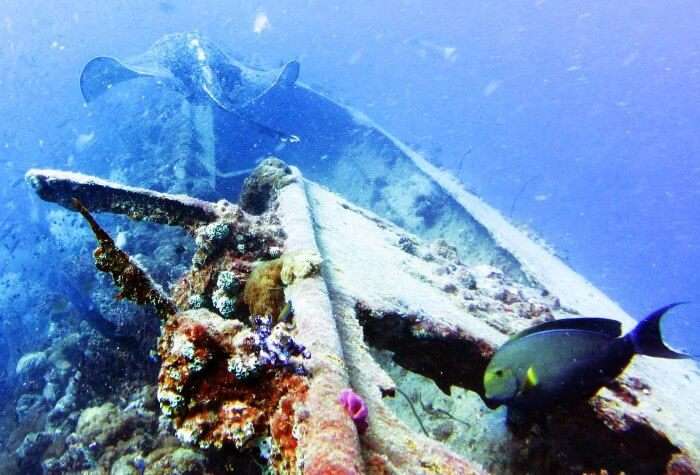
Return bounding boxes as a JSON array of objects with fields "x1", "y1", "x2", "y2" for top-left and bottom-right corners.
[{"x1": 525, "y1": 366, "x2": 539, "y2": 389}]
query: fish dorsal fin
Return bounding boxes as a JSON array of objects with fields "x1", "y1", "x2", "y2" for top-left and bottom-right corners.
[
  {"x1": 276, "y1": 60, "x2": 300, "y2": 87},
  {"x1": 509, "y1": 318, "x2": 622, "y2": 342}
]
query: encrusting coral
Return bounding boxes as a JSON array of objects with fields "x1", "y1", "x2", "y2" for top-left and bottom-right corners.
[{"x1": 157, "y1": 308, "x2": 309, "y2": 460}]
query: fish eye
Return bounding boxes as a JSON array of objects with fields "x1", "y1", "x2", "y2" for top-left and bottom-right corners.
[{"x1": 494, "y1": 369, "x2": 504, "y2": 377}]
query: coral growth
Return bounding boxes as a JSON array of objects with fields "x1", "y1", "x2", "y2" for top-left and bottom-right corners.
[
  {"x1": 279, "y1": 251, "x2": 322, "y2": 286},
  {"x1": 75, "y1": 402, "x2": 137, "y2": 447},
  {"x1": 41, "y1": 386, "x2": 210, "y2": 474},
  {"x1": 339, "y1": 389, "x2": 369, "y2": 434},
  {"x1": 173, "y1": 202, "x2": 286, "y2": 320},
  {"x1": 243, "y1": 258, "x2": 285, "y2": 318},
  {"x1": 243, "y1": 252, "x2": 322, "y2": 320},
  {"x1": 157, "y1": 308, "x2": 309, "y2": 456},
  {"x1": 192, "y1": 221, "x2": 232, "y2": 268},
  {"x1": 211, "y1": 270, "x2": 241, "y2": 318},
  {"x1": 239, "y1": 157, "x2": 294, "y2": 215},
  {"x1": 72, "y1": 198, "x2": 177, "y2": 320},
  {"x1": 141, "y1": 446, "x2": 207, "y2": 475}
]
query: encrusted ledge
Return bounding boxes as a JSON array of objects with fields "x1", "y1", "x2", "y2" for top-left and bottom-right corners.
[{"x1": 26, "y1": 169, "x2": 218, "y2": 228}]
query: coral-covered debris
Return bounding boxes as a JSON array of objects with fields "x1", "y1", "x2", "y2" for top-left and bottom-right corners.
[
  {"x1": 26, "y1": 160, "x2": 700, "y2": 474},
  {"x1": 73, "y1": 198, "x2": 177, "y2": 320},
  {"x1": 157, "y1": 308, "x2": 309, "y2": 463}
]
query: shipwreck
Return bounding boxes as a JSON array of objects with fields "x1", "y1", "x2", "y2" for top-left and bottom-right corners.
[{"x1": 17, "y1": 33, "x2": 700, "y2": 474}]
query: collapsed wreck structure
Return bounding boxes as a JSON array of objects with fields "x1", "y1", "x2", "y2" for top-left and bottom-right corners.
[
  {"x1": 17, "y1": 33, "x2": 700, "y2": 473},
  {"x1": 25, "y1": 158, "x2": 700, "y2": 473}
]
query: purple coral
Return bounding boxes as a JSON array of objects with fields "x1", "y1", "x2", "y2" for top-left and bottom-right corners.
[
  {"x1": 250, "y1": 315, "x2": 310, "y2": 376},
  {"x1": 339, "y1": 388, "x2": 369, "y2": 434}
]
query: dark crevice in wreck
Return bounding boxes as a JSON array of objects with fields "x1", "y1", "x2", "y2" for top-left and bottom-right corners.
[{"x1": 354, "y1": 301, "x2": 491, "y2": 397}]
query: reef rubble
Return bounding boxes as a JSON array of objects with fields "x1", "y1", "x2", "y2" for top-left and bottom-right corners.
[{"x1": 20, "y1": 160, "x2": 700, "y2": 474}]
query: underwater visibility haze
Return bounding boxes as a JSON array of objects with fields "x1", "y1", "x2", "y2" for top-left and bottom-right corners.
[{"x1": 1, "y1": 1, "x2": 699, "y2": 474}]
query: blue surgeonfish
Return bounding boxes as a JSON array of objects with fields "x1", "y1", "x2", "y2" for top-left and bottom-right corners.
[{"x1": 483, "y1": 303, "x2": 692, "y2": 411}]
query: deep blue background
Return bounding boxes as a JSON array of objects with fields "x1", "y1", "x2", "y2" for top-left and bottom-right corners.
[{"x1": 1, "y1": 1, "x2": 698, "y2": 319}]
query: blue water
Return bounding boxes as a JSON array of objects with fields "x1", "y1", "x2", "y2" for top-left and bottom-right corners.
[{"x1": 1, "y1": 1, "x2": 699, "y2": 471}]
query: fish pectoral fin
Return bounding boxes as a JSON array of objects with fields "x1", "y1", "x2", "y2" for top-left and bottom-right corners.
[{"x1": 519, "y1": 366, "x2": 539, "y2": 394}]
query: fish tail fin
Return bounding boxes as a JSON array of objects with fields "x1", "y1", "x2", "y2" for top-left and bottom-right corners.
[{"x1": 627, "y1": 302, "x2": 690, "y2": 358}]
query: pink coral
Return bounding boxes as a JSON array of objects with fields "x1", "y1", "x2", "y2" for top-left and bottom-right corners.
[{"x1": 339, "y1": 388, "x2": 368, "y2": 434}]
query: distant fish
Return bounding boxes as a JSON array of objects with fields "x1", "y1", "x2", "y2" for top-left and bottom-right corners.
[
  {"x1": 483, "y1": 303, "x2": 693, "y2": 411},
  {"x1": 440, "y1": 46, "x2": 458, "y2": 63},
  {"x1": 347, "y1": 49, "x2": 364, "y2": 65},
  {"x1": 281, "y1": 134, "x2": 300, "y2": 143},
  {"x1": 622, "y1": 51, "x2": 639, "y2": 67}
]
